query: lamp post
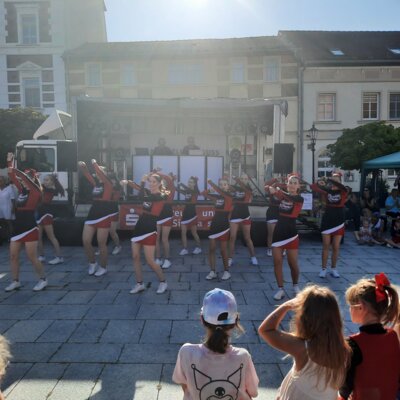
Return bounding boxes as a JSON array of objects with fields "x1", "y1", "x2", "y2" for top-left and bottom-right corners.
[{"x1": 307, "y1": 123, "x2": 318, "y2": 183}]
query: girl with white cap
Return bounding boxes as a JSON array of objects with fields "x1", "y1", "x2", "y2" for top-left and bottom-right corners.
[{"x1": 173, "y1": 288, "x2": 259, "y2": 399}]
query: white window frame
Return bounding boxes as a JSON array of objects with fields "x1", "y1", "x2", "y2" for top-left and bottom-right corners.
[
  {"x1": 86, "y1": 63, "x2": 102, "y2": 87},
  {"x1": 362, "y1": 92, "x2": 380, "y2": 120},
  {"x1": 317, "y1": 93, "x2": 336, "y2": 121},
  {"x1": 317, "y1": 149, "x2": 334, "y2": 178},
  {"x1": 264, "y1": 57, "x2": 280, "y2": 82},
  {"x1": 16, "y1": 5, "x2": 39, "y2": 45},
  {"x1": 389, "y1": 92, "x2": 400, "y2": 120},
  {"x1": 120, "y1": 63, "x2": 136, "y2": 86},
  {"x1": 21, "y1": 72, "x2": 41, "y2": 108},
  {"x1": 230, "y1": 61, "x2": 245, "y2": 84},
  {"x1": 168, "y1": 63, "x2": 203, "y2": 85}
]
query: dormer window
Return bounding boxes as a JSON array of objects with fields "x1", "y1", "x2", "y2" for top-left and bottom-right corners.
[{"x1": 330, "y1": 49, "x2": 344, "y2": 56}]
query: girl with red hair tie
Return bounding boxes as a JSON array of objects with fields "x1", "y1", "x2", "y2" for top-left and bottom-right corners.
[
  {"x1": 266, "y1": 173, "x2": 304, "y2": 300},
  {"x1": 311, "y1": 172, "x2": 348, "y2": 278}
]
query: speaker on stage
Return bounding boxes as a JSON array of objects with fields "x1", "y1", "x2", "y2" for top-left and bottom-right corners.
[{"x1": 273, "y1": 143, "x2": 294, "y2": 174}]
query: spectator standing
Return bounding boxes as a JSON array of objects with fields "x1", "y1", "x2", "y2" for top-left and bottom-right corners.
[
  {"x1": 173, "y1": 288, "x2": 259, "y2": 399},
  {"x1": 258, "y1": 285, "x2": 351, "y2": 400},
  {"x1": 0, "y1": 175, "x2": 15, "y2": 242},
  {"x1": 181, "y1": 136, "x2": 200, "y2": 155},
  {"x1": 153, "y1": 138, "x2": 173, "y2": 156}
]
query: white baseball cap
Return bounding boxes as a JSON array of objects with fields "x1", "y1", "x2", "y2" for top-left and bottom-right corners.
[{"x1": 201, "y1": 288, "x2": 238, "y2": 326}]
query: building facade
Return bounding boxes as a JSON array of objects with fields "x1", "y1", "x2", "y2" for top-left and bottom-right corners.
[{"x1": 0, "y1": 0, "x2": 107, "y2": 114}]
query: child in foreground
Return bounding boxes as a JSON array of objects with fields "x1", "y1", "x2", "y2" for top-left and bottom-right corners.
[
  {"x1": 173, "y1": 288, "x2": 259, "y2": 399},
  {"x1": 339, "y1": 273, "x2": 400, "y2": 400},
  {"x1": 258, "y1": 285, "x2": 350, "y2": 400}
]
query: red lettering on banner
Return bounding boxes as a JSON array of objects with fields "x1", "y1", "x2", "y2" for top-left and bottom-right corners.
[{"x1": 119, "y1": 204, "x2": 215, "y2": 230}]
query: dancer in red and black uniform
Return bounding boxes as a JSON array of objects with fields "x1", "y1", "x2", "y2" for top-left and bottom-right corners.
[
  {"x1": 228, "y1": 174, "x2": 258, "y2": 266},
  {"x1": 176, "y1": 176, "x2": 202, "y2": 256},
  {"x1": 203, "y1": 178, "x2": 234, "y2": 281},
  {"x1": 265, "y1": 178, "x2": 286, "y2": 257},
  {"x1": 266, "y1": 173, "x2": 304, "y2": 300},
  {"x1": 339, "y1": 273, "x2": 400, "y2": 400},
  {"x1": 79, "y1": 159, "x2": 118, "y2": 277},
  {"x1": 155, "y1": 171, "x2": 175, "y2": 270},
  {"x1": 124, "y1": 173, "x2": 168, "y2": 294},
  {"x1": 108, "y1": 172, "x2": 122, "y2": 255},
  {"x1": 311, "y1": 172, "x2": 348, "y2": 278},
  {"x1": 37, "y1": 174, "x2": 65, "y2": 265},
  {"x1": 5, "y1": 153, "x2": 47, "y2": 292}
]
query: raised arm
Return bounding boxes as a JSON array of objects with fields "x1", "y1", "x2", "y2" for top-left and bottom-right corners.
[
  {"x1": 78, "y1": 161, "x2": 96, "y2": 186},
  {"x1": 10, "y1": 168, "x2": 41, "y2": 194},
  {"x1": 91, "y1": 160, "x2": 113, "y2": 189}
]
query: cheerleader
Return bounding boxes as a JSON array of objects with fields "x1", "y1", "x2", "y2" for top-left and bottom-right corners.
[
  {"x1": 155, "y1": 172, "x2": 175, "y2": 270},
  {"x1": 78, "y1": 159, "x2": 118, "y2": 277},
  {"x1": 265, "y1": 178, "x2": 286, "y2": 257},
  {"x1": 125, "y1": 173, "x2": 167, "y2": 294},
  {"x1": 5, "y1": 154, "x2": 47, "y2": 292},
  {"x1": 37, "y1": 174, "x2": 65, "y2": 265},
  {"x1": 311, "y1": 172, "x2": 348, "y2": 278},
  {"x1": 267, "y1": 173, "x2": 304, "y2": 300},
  {"x1": 108, "y1": 171, "x2": 122, "y2": 255},
  {"x1": 203, "y1": 178, "x2": 234, "y2": 280},
  {"x1": 176, "y1": 176, "x2": 202, "y2": 256},
  {"x1": 228, "y1": 174, "x2": 258, "y2": 266}
]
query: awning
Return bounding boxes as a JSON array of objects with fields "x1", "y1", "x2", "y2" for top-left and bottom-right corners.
[
  {"x1": 33, "y1": 109, "x2": 72, "y2": 139},
  {"x1": 363, "y1": 151, "x2": 400, "y2": 169}
]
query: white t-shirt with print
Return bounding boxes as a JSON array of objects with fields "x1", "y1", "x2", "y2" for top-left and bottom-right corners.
[
  {"x1": 173, "y1": 343, "x2": 259, "y2": 400},
  {"x1": 0, "y1": 185, "x2": 16, "y2": 219}
]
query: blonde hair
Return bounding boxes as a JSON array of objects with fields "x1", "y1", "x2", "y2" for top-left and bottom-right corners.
[
  {"x1": 346, "y1": 277, "x2": 399, "y2": 326},
  {"x1": 0, "y1": 335, "x2": 10, "y2": 379},
  {"x1": 291, "y1": 285, "x2": 351, "y2": 389}
]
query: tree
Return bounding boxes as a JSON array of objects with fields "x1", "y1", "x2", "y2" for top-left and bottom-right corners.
[
  {"x1": 0, "y1": 108, "x2": 46, "y2": 168},
  {"x1": 327, "y1": 122, "x2": 400, "y2": 171}
]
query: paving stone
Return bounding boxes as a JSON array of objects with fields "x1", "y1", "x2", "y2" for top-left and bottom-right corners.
[
  {"x1": 119, "y1": 344, "x2": 181, "y2": 363},
  {"x1": 100, "y1": 320, "x2": 144, "y2": 343},
  {"x1": 0, "y1": 320, "x2": 17, "y2": 334},
  {"x1": 10, "y1": 343, "x2": 61, "y2": 363},
  {"x1": 68, "y1": 320, "x2": 108, "y2": 343},
  {"x1": 85, "y1": 304, "x2": 139, "y2": 319},
  {"x1": 2, "y1": 363, "x2": 33, "y2": 397},
  {"x1": 37, "y1": 320, "x2": 80, "y2": 343},
  {"x1": 90, "y1": 289, "x2": 120, "y2": 304},
  {"x1": 51, "y1": 343, "x2": 122, "y2": 363},
  {"x1": 136, "y1": 304, "x2": 188, "y2": 320},
  {"x1": 0, "y1": 305, "x2": 40, "y2": 320},
  {"x1": 4, "y1": 320, "x2": 53, "y2": 342},
  {"x1": 57, "y1": 290, "x2": 97, "y2": 304},
  {"x1": 140, "y1": 320, "x2": 171, "y2": 344},
  {"x1": 32, "y1": 305, "x2": 90, "y2": 319},
  {"x1": 25, "y1": 290, "x2": 68, "y2": 305}
]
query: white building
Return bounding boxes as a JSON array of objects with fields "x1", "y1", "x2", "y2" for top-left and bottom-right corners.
[{"x1": 0, "y1": 0, "x2": 107, "y2": 114}]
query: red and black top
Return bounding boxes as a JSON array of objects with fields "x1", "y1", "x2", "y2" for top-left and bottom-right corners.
[
  {"x1": 230, "y1": 177, "x2": 252, "y2": 221},
  {"x1": 79, "y1": 160, "x2": 114, "y2": 202},
  {"x1": 157, "y1": 172, "x2": 175, "y2": 223},
  {"x1": 340, "y1": 323, "x2": 400, "y2": 400},
  {"x1": 265, "y1": 178, "x2": 287, "y2": 222},
  {"x1": 176, "y1": 182, "x2": 199, "y2": 224},
  {"x1": 8, "y1": 168, "x2": 42, "y2": 211}
]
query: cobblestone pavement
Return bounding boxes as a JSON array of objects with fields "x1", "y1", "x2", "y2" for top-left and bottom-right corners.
[{"x1": 0, "y1": 232, "x2": 399, "y2": 399}]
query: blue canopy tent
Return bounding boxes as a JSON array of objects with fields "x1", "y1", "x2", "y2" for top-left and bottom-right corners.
[{"x1": 361, "y1": 151, "x2": 400, "y2": 195}]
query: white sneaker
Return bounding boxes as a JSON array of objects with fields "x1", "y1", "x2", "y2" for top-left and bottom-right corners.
[
  {"x1": 33, "y1": 279, "x2": 48, "y2": 291},
  {"x1": 293, "y1": 285, "x2": 300, "y2": 296},
  {"x1": 267, "y1": 248, "x2": 272, "y2": 257},
  {"x1": 221, "y1": 270, "x2": 231, "y2": 280},
  {"x1": 251, "y1": 256, "x2": 258, "y2": 266},
  {"x1": 273, "y1": 288, "x2": 285, "y2": 300},
  {"x1": 206, "y1": 270, "x2": 217, "y2": 280},
  {"x1": 88, "y1": 263, "x2": 98, "y2": 275},
  {"x1": 161, "y1": 259, "x2": 172, "y2": 269},
  {"x1": 179, "y1": 248, "x2": 189, "y2": 256},
  {"x1": 48, "y1": 256, "x2": 64, "y2": 265},
  {"x1": 95, "y1": 249, "x2": 100, "y2": 256},
  {"x1": 155, "y1": 258, "x2": 163, "y2": 265},
  {"x1": 228, "y1": 258, "x2": 233, "y2": 267},
  {"x1": 38, "y1": 255, "x2": 46, "y2": 262},
  {"x1": 192, "y1": 247, "x2": 202, "y2": 255},
  {"x1": 112, "y1": 245, "x2": 122, "y2": 255},
  {"x1": 330, "y1": 269, "x2": 340, "y2": 278},
  {"x1": 130, "y1": 282, "x2": 146, "y2": 294},
  {"x1": 319, "y1": 268, "x2": 327, "y2": 278},
  {"x1": 156, "y1": 281, "x2": 168, "y2": 294},
  {"x1": 94, "y1": 266, "x2": 107, "y2": 277},
  {"x1": 282, "y1": 249, "x2": 287, "y2": 257},
  {"x1": 5, "y1": 280, "x2": 21, "y2": 292}
]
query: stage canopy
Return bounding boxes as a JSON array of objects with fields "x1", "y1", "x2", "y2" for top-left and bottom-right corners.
[{"x1": 363, "y1": 151, "x2": 400, "y2": 170}]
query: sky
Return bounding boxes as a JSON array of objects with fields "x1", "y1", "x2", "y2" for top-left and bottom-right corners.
[{"x1": 105, "y1": 0, "x2": 400, "y2": 42}]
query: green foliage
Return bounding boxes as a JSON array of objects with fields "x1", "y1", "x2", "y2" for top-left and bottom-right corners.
[
  {"x1": 327, "y1": 122, "x2": 400, "y2": 171},
  {"x1": 0, "y1": 108, "x2": 46, "y2": 168}
]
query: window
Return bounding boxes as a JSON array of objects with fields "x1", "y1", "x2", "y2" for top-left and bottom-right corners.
[
  {"x1": 120, "y1": 64, "x2": 136, "y2": 86},
  {"x1": 17, "y1": 147, "x2": 55, "y2": 172},
  {"x1": 317, "y1": 150, "x2": 333, "y2": 178},
  {"x1": 389, "y1": 93, "x2": 400, "y2": 120},
  {"x1": 231, "y1": 62, "x2": 245, "y2": 83},
  {"x1": 22, "y1": 77, "x2": 41, "y2": 108},
  {"x1": 317, "y1": 93, "x2": 336, "y2": 121},
  {"x1": 168, "y1": 64, "x2": 203, "y2": 84},
  {"x1": 362, "y1": 93, "x2": 379, "y2": 120},
  {"x1": 264, "y1": 58, "x2": 279, "y2": 82},
  {"x1": 86, "y1": 63, "x2": 102, "y2": 87},
  {"x1": 17, "y1": 5, "x2": 39, "y2": 45}
]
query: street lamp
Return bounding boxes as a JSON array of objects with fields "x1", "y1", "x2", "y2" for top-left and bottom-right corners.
[{"x1": 307, "y1": 123, "x2": 318, "y2": 183}]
